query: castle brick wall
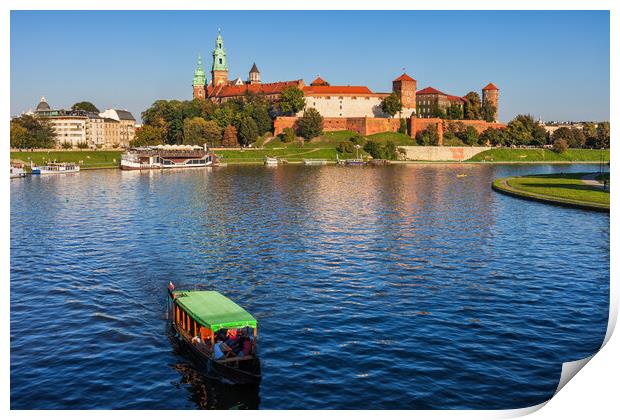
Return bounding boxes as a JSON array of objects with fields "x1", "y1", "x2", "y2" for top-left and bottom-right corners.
[{"x1": 274, "y1": 116, "x2": 505, "y2": 145}]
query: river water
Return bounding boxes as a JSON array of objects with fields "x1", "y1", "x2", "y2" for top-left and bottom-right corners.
[{"x1": 10, "y1": 163, "x2": 609, "y2": 410}]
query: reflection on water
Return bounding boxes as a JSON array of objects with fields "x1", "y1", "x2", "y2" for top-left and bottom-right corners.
[{"x1": 10, "y1": 164, "x2": 609, "y2": 409}]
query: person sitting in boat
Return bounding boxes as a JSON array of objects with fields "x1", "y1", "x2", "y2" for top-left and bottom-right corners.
[
  {"x1": 238, "y1": 336, "x2": 252, "y2": 357},
  {"x1": 191, "y1": 335, "x2": 202, "y2": 346},
  {"x1": 213, "y1": 339, "x2": 236, "y2": 360}
]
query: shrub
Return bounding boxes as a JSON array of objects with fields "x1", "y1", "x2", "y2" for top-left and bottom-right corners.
[
  {"x1": 76, "y1": 142, "x2": 89, "y2": 149},
  {"x1": 415, "y1": 125, "x2": 439, "y2": 146},
  {"x1": 61, "y1": 141, "x2": 72, "y2": 149},
  {"x1": 337, "y1": 141, "x2": 354, "y2": 154},
  {"x1": 349, "y1": 133, "x2": 366, "y2": 146}
]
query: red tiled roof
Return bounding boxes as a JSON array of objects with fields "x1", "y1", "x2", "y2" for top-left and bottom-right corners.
[
  {"x1": 310, "y1": 76, "x2": 329, "y2": 86},
  {"x1": 482, "y1": 82, "x2": 499, "y2": 91},
  {"x1": 447, "y1": 95, "x2": 466, "y2": 103},
  {"x1": 302, "y1": 85, "x2": 373, "y2": 95},
  {"x1": 416, "y1": 86, "x2": 447, "y2": 96},
  {"x1": 208, "y1": 80, "x2": 303, "y2": 98},
  {"x1": 393, "y1": 73, "x2": 416, "y2": 82}
]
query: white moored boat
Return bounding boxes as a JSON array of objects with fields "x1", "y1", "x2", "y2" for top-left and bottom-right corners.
[
  {"x1": 121, "y1": 145, "x2": 218, "y2": 170},
  {"x1": 10, "y1": 163, "x2": 26, "y2": 179},
  {"x1": 31, "y1": 162, "x2": 80, "y2": 175},
  {"x1": 303, "y1": 159, "x2": 328, "y2": 165},
  {"x1": 264, "y1": 157, "x2": 279, "y2": 166}
]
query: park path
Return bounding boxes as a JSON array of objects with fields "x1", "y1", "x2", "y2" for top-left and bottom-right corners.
[{"x1": 581, "y1": 173, "x2": 607, "y2": 190}]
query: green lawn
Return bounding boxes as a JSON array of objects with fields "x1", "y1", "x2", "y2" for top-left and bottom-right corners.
[
  {"x1": 495, "y1": 172, "x2": 609, "y2": 207},
  {"x1": 366, "y1": 132, "x2": 415, "y2": 145},
  {"x1": 11, "y1": 150, "x2": 122, "y2": 168},
  {"x1": 469, "y1": 148, "x2": 610, "y2": 162},
  {"x1": 217, "y1": 147, "x2": 346, "y2": 163}
]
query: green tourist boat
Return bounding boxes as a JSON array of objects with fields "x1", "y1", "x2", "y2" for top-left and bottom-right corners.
[{"x1": 167, "y1": 285, "x2": 261, "y2": 384}]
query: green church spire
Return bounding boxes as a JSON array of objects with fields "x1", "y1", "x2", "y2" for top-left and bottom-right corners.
[
  {"x1": 192, "y1": 54, "x2": 206, "y2": 86},
  {"x1": 212, "y1": 31, "x2": 228, "y2": 71}
]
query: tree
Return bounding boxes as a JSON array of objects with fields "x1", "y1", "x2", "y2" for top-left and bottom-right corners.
[
  {"x1": 297, "y1": 108, "x2": 324, "y2": 140},
  {"x1": 337, "y1": 141, "x2": 354, "y2": 154},
  {"x1": 463, "y1": 126, "x2": 479, "y2": 146},
  {"x1": 570, "y1": 127, "x2": 586, "y2": 148},
  {"x1": 415, "y1": 125, "x2": 439, "y2": 146},
  {"x1": 129, "y1": 125, "x2": 165, "y2": 147},
  {"x1": 363, "y1": 140, "x2": 382, "y2": 158},
  {"x1": 596, "y1": 122, "x2": 610, "y2": 149},
  {"x1": 238, "y1": 116, "x2": 259, "y2": 146},
  {"x1": 380, "y1": 92, "x2": 402, "y2": 118},
  {"x1": 551, "y1": 127, "x2": 573, "y2": 149},
  {"x1": 479, "y1": 127, "x2": 506, "y2": 146},
  {"x1": 10, "y1": 121, "x2": 28, "y2": 149},
  {"x1": 446, "y1": 103, "x2": 464, "y2": 120},
  {"x1": 211, "y1": 106, "x2": 236, "y2": 129},
  {"x1": 463, "y1": 92, "x2": 482, "y2": 120},
  {"x1": 398, "y1": 118, "x2": 408, "y2": 134},
  {"x1": 183, "y1": 117, "x2": 222, "y2": 146},
  {"x1": 251, "y1": 105, "x2": 273, "y2": 135},
  {"x1": 552, "y1": 138, "x2": 569, "y2": 153},
  {"x1": 481, "y1": 101, "x2": 497, "y2": 122},
  {"x1": 10, "y1": 115, "x2": 55, "y2": 149},
  {"x1": 279, "y1": 86, "x2": 306, "y2": 115},
  {"x1": 222, "y1": 125, "x2": 239, "y2": 147},
  {"x1": 279, "y1": 127, "x2": 296, "y2": 143},
  {"x1": 582, "y1": 122, "x2": 598, "y2": 148},
  {"x1": 71, "y1": 101, "x2": 99, "y2": 113}
]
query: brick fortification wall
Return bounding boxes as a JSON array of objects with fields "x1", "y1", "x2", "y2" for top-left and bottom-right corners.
[
  {"x1": 274, "y1": 116, "x2": 505, "y2": 144},
  {"x1": 274, "y1": 116, "x2": 399, "y2": 136}
]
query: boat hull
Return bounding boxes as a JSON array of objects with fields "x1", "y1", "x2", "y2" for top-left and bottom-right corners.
[
  {"x1": 170, "y1": 321, "x2": 261, "y2": 385},
  {"x1": 121, "y1": 160, "x2": 214, "y2": 170},
  {"x1": 31, "y1": 167, "x2": 80, "y2": 175}
]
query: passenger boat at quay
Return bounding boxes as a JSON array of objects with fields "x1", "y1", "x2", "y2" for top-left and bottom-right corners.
[
  {"x1": 121, "y1": 145, "x2": 218, "y2": 170},
  {"x1": 10, "y1": 163, "x2": 26, "y2": 179},
  {"x1": 167, "y1": 284, "x2": 261, "y2": 385},
  {"x1": 31, "y1": 162, "x2": 80, "y2": 175}
]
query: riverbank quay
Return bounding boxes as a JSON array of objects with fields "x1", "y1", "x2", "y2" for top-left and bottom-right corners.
[
  {"x1": 11, "y1": 150, "x2": 122, "y2": 169},
  {"x1": 492, "y1": 173, "x2": 610, "y2": 212},
  {"x1": 468, "y1": 148, "x2": 609, "y2": 163}
]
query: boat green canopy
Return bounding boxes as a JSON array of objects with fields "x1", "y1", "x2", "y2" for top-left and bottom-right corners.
[{"x1": 173, "y1": 290, "x2": 257, "y2": 332}]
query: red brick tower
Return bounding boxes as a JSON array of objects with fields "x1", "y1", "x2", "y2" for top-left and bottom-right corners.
[
  {"x1": 482, "y1": 83, "x2": 499, "y2": 122},
  {"x1": 392, "y1": 73, "x2": 417, "y2": 116}
]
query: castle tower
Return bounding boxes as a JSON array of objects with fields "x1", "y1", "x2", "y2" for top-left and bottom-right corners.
[
  {"x1": 211, "y1": 31, "x2": 229, "y2": 87},
  {"x1": 192, "y1": 54, "x2": 207, "y2": 100},
  {"x1": 248, "y1": 63, "x2": 260, "y2": 85},
  {"x1": 482, "y1": 82, "x2": 499, "y2": 122},
  {"x1": 392, "y1": 73, "x2": 417, "y2": 116}
]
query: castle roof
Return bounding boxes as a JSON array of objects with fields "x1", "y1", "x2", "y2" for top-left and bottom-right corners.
[
  {"x1": 302, "y1": 85, "x2": 373, "y2": 95},
  {"x1": 208, "y1": 80, "x2": 303, "y2": 98},
  {"x1": 393, "y1": 73, "x2": 416, "y2": 82},
  {"x1": 250, "y1": 63, "x2": 260, "y2": 73},
  {"x1": 447, "y1": 95, "x2": 466, "y2": 103},
  {"x1": 482, "y1": 82, "x2": 499, "y2": 91},
  {"x1": 416, "y1": 86, "x2": 447, "y2": 96},
  {"x1": 310, "y1": 76, "x2": 329, "y2": 86}
]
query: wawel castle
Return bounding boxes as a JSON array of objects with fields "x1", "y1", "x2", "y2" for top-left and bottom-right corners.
[{"x1": 192, "y1": 32, "x2": 499, "y2": 123}]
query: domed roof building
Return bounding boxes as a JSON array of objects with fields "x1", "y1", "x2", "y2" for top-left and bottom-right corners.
[{"x1": 36, "y1": 96, "x2": 51, "y2": 111}]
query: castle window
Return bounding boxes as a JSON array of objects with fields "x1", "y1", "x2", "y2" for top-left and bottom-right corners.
[{"x1": 219, "y1": 58, "x2": 222, "y2": 64}]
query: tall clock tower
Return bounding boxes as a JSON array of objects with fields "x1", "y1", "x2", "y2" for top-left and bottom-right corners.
[{"x1": 211, "y1": 31, "x2": 229, "y2": 87}]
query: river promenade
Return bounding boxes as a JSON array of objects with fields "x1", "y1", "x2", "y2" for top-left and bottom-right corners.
[{"x1": 492, "y1": 173, "x2": 610, "y2": 212}]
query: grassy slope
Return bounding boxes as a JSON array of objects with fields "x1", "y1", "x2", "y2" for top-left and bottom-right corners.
[
  {"x1": 500, "y1": 173, "x2": 609, "y2": 206},
  {"x1": 11, "y1": 151, "x2": 122, "y2": 168},
  {"x1": 366, "y1": 132, "x2": 415, "y2": 145},
  {"x1": 468, "y1": 148, "x2": 610, "y2": 162}
]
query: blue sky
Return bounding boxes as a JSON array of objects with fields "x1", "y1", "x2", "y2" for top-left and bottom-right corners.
[{"x1": 10, "y1": 10, "x2": 609, "y2": 122}]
